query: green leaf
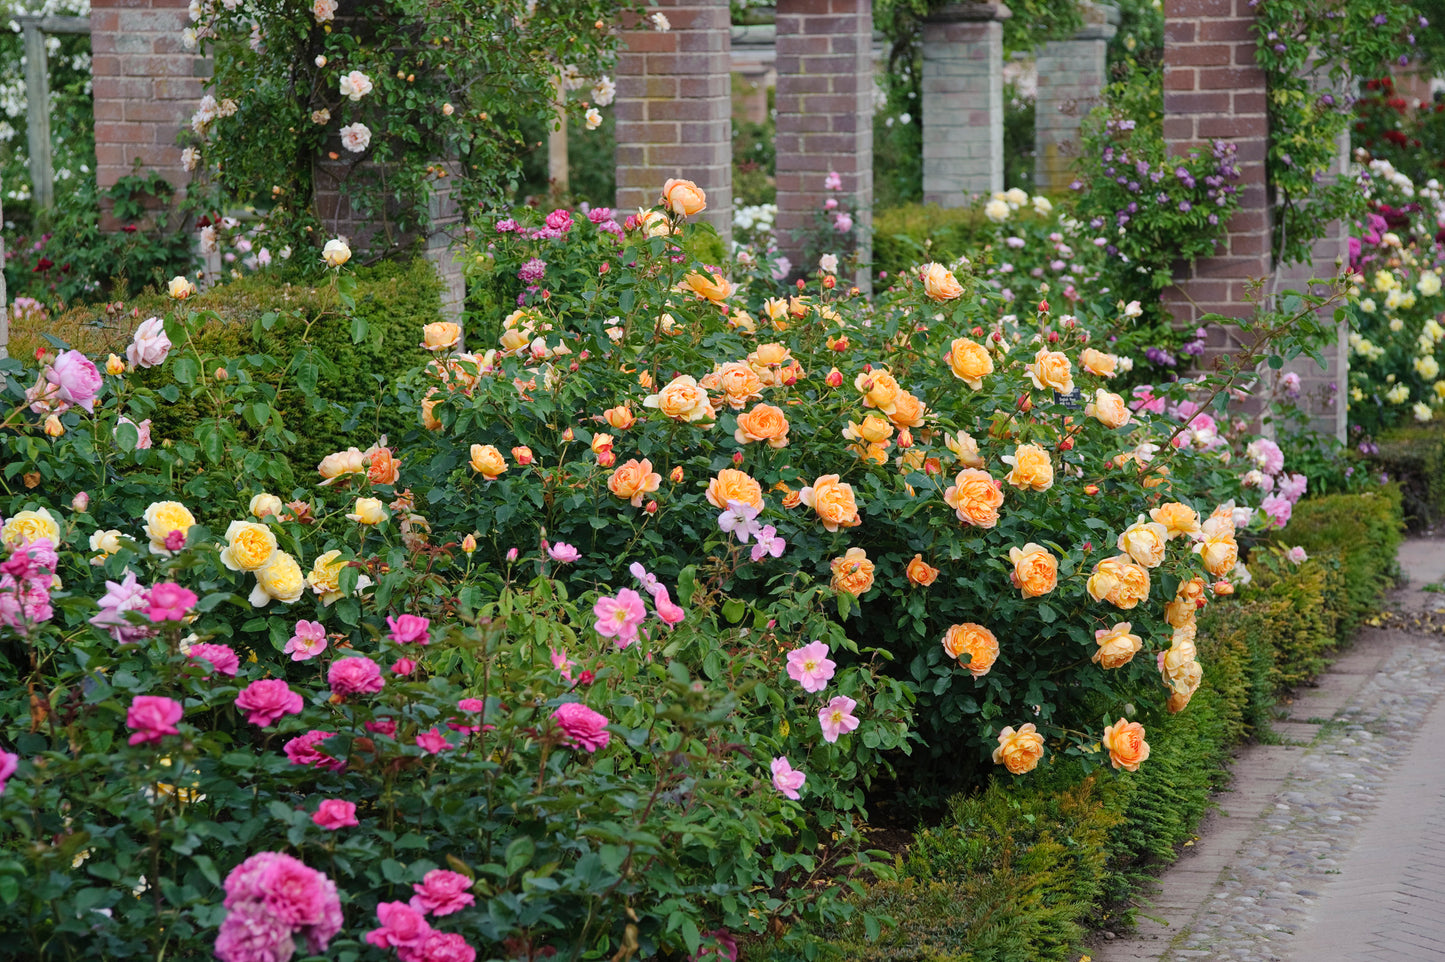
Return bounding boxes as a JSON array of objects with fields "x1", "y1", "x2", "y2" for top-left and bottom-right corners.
[
  {"x1": 721, "y1": 598, "x2": 746, "y2": 624},
  {"x1": 505, "y1": 837, "x2": 535, "y2": 876}
]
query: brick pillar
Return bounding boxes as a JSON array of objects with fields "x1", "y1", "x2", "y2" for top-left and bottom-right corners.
[
  {"x1": 615, "y1": 0, "x2": 733, "y2": 248},
  {"x1": 921, "y1": 2, "x2": 1010, "y2": 207},
  {"x1": 774, "y1": 0, "x2": 874, "y2": 289},
  {"x1": 1160, "y1": 0, "x2": 1271, "y2": 343},
  {"x1": 91, "y1": 0, "x2": 207, "y2": 227},
  {"x1": 1034, "y1": 1, "x2": 1118, "y2": 194}
]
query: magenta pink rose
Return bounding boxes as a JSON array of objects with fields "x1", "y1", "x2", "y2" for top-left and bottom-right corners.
[
  {"x1": 386, "y1": 613, "x2": 431, "y2": 644},
  {"x1": 126, "y1": 695, "x2": 183, "y2": 745},
  {"x1": 187, "y1": 643, "x2": 240, "y2": 677},
  {"x1": 235, "y1": 679, "x2": 304, "y2": 727},
  {"x1": 410, "y1": 869, "x2": 476, "y2": 916},
  {"x1": 46, "y1": 350, "x2": 102, "y2": 413},
  {"x1": 552, "y1": 702, "x2": 610, "y2": 752},
  {"x1": 415, "y1": 727, "x2": 450, "y2": 754},
  {"x1": 405, "y1": 931, "x2": 476, "y2": 962},
  {"x1": 365, "y1": 901, "x2": 432, "y2": 950},
  {"x1": 328, "y1": 656, "x2": 384, "y2": 696},
  {"x1": 145, "y1": 582, "x2": 198, "y2": 622},
  {"x1": 0, "y1": 750, "x2": 17, "y2": 795},
  {"x1": 312, "y1": 799, "x2": 359, "y2": 831},
  {"x1": 284, "y1": 730, "x2": 345, "y2": 771}
]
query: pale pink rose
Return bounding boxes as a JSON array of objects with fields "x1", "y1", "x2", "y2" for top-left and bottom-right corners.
[
  {"x1": 786, "y1": 641, "x2": 835, "y2": 693},
  {"x1": 770, "y1": 756, "x2": 806, "y2": 800},
  {"x1": 817, "y1": 696, "x2": 860, "y2": 744},
  {"x1": 126, "y1": 316, "x2": 171, "y2": 368},
  {"x1": 340, "y1": 122, "x2": 371, "y2": 153},
  {"x1": 46, "y1": 350, "x2": 102, "y2": 413}
]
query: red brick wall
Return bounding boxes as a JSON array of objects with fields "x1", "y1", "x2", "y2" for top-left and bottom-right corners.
[
  {"x1": 1160, "y1": 0, "x2": 1271, "y2": 330},
  {"x1": 91, "y1": 0, "x2": 206, "y2": 219},
  {"x1": 774, "y1": 0, "x2": 874, "y2": 286},
  {"x1": 614, "y1": 0, "x2": 733, "y2": 246}
]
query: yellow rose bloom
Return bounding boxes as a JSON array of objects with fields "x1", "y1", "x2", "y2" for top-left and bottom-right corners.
[
  {"x1": 89, "y1": 528, "x2": 124, "y2": 561},
  {"x1": 2, "y1": 507, "x2": 61, "y2": 546},
  {"x1": 643, "y1": 375, "x2": 716, "y2": 423},
  {"x1": 1008, "y1": 542, "x2": 1058, "y2": 598},
  {"x1": 219, "y1": 520, "x2": 279, "y2": 572},
  {"x1": 705, "y1": 468, "x2": 764, "y2": 512},
  {"x1": 347, "y1": 497, "x2": 387, "y2": 525},
  {"x1": 1102, "y1": 718, "x2": 1150, "y2": 771},
  {"x1": 144, "y1": 501, "x2": 196, "y2": 555},
  {"x1": 1002, "y1": 443, "x2": 1054, "y2": 492},
  {"x1": 1116, "y1": 517, "x2": 1169, "y2": 568},
  {"x1": 249, "y1": 493, "x2": 285, "y2": 519},
  {"x1": 1025, "y1": 347, "x2": 1074, "y2": 394},
  {"x1": 829, "y1": 546, "x2": 875, "y2": 597},
  {"x1": 1149, "y1": 502, "x2": 1202, "y2": 540},
  {"x1": 1092, "y1": 622, "x2": 1144, "y2": 669},
  {"x1": 946, "y1": 337, "x2": 993, "y2": 390},
  {"x1": 250, "y1": 551, "x2": 305, "y2": 606},
  {"x1": 799, "y1": 475, "x2": 861, "y2": 532},
  {"x1": 307, "y1": 548, "x2": 374, "y2": 605},
  {"x1": 992, "y1": 723, "x2": 1045, "y2": 774},
  {"x1": 921, "y1": 262, "x2": 963, "y2": 301},
  {"x1": 942, "y1": 623, "x2": 999, "y2": 677},
  {"x1": 469, "y1": 444, "x2": 508, "y2": 479},
  {"x1": 1086, "y1": 555, "x2": 1151, "y2": 609}
]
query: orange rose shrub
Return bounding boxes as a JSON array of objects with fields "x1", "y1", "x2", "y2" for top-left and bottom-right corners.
[{"x1": 444, "y1": 188, "x2": 1271, "y2": 792}]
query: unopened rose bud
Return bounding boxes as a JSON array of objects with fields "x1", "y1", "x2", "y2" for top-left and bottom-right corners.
[
  {"x1": 442, "y1": 102, "x2": 454, "y2": 116},
  {"x1": 579, "y1": 350, "x2": 590, "y2": 361},
  {"x1": 1084, "y1": 484, "x2": 1099, "y2": 495},
  {"x1": 732, "y1": 451, "x2": 744, "y2": 465},
  {"x1": 1059, "y1": 436, "x2": 1074, "y2": 451},
  {"x1": 597, "y1": 450, "x2": 616, "y2": 467},
  {"x1": 506, "y1": 547, "x2": 519, "y2": 562},
  {"x1": 106, "y1": 354, "x2": 125, "y2": 376},
  {"x1": 1082, "y1": 541, "x2": 1092, "y2": 551},
  {"x1": 569, "y1": 361, "x2": 579, "y2": 372},
  {"x1": 992, "y1": 331, "x2": 1003, "y2": 342},
  {"x1": 1048, "y1": 331, "x2": 1059, "y2": 343},
  {"x1": 214, "y1": 367, "x2": 229, "y2": 381},
  {"x1": 461, "y1": 533, "x2": 477, "y2": 554},
  {"x1": 1038, "y1": 299, "x2": 1049, "y2": 313},
  {"x1": 562, "y1": 427, "x2": 574, "y2": 442},
  {"x1": 863, "y1": 363, "x2": 873, "y2": 373},
  {"x1": 1064, "y1": 317, "x2": 1076, "y2": 329},
  {"x1": 796, "y1": 279, "x2": 806, "y2": 291},
  {"x1": 511, "y1": 446, "x2": 534, "y2": 466},
  {"x1": 823, "y1": 275, "x2": 836, "y2": 289},
  {"x1": 826, "y1": 368, "x2": 843, "y2": 387},
  {"x1": 898, "y1": 428, "x2": 913, "y2": 449},
  {"x1": 644, "y1": 500, "x2": 658, "y2": 514},
  {"x1": 71, "y1": 491, "x2": 90, "y2": 512},
  {"x1": 1019, "y1": 394, "x2": 1033, "y2": 413},
  {"x1": 44, "y1": 414, "x2": 64, "y2": 437},
  {"x1": 971, "y1": 326, "x2": 983, "y2": 337},
  {"x1": 669, "y1": 466, "x2": 683, "y2": 483}
]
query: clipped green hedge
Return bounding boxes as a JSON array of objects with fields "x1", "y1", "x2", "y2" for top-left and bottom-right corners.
[
  {"x1": 814, "y1": 489, "x2": 1403, "y2": 962},
  {"x1": 48, "y1": 259, "x2": 442, "y2": 478},
  {"x1": 872, "y1": 205, "x2": 991, "y2": 279},
  {"x1": 1366, "y1": 424, "x2": 1445, "y2": 530}
]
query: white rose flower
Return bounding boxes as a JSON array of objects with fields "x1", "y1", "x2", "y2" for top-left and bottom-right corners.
[
  {"x1": 339, "y1": 70, "x2": 373, "y2": 101},
  {"x1": 339, "y1": 122, "x2": 371, "y2": 153}
]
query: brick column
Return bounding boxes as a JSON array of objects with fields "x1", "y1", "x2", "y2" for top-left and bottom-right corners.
[
  {"x1": 91, "y1": 0, "x2": 207, "y2": 227},
  {"x1": 1034, "y1": 1, "x2": 1118, "y2": 194},
  {"x1": 1159, "y1": 0, "x2": 1271, "y2": 339},
  {"x1": 614, "y1": 0, "x2": 732, "y2": 248},
  {"x1": 921, "y1": 1, "x2": 1010, "y2": 206},
  {"x1": 774, "y1": 0, "x2": 873, "y2": 289}
]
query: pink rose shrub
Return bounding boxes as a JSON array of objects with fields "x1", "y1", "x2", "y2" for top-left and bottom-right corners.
[{"x1": 216, "y1": 852, "x2": 342, "y2": 962}]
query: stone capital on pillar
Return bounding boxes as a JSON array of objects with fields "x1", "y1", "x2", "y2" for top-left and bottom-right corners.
[
  {"x1": 614, "y1": 0, "x2": 733, "y2": 249},
  {"x1": 921, "y1": 2, "x2": 1011, "y2": 206},
  {"x1": 773, "y1": 0, "x2": 874, "y2": 290}
]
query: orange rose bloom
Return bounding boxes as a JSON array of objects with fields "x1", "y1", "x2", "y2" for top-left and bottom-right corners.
[
  {"x1": 705, "y1": 468, "x2": 764, "y2": 512},
  {"x1": 1092, "y1": 622, "x2": 1144, "y2": 669},
  {"x1": 1164, "y1": 599, "x2": 1196, "y2": 629},
  {"x1": 843, "y1": 415, "x2": 894, "y2": 445},
  {"x1": 421, "y1": 321, "x2": 462, "y2": 352},
  {"x1": 1003, "y1": 443, "x2": 1054, "y2": 492},
  {"x1": 681, "y1": 270, "x2": 733, "y2": 305},
  {"x1": 906, "y1": 554, "x2": 940, "y2": 587},
  {"x1": 1116, "y1": 518, "x2": 1169, "y2": 568},
  {"x1": 888, "y1": 391, "x2": 928, "y2": 430},
  {"x1": 945, "y1": 430, "x2": 985, "y2": 468},
  {"x1": 921, "y1": 262, "x2": 964, "y2": 301},
  {"x1": 1086, "y1": 389, "x2": 1132, "y2": 429},
  {"x1": 943, "y1": 468, "x2": 1005, "y2": 528},
  {"x1": 469, "y1": 444, "x2": 507, "y2": 479},
  {"x1": 1086, "y1": 555, "x2": 1151, "y2": 609},
  {"x1": 1079, "y1": 347, "x2": 1119, "y2": 377},
  {"x1": 604, "y1": 405, "x2": 636, "y2": 430},
  {"x1": 421, "y1": 392, "x2": 444, "y2": 431},
  {"x1": 366, "y1": 444, "x2": 401, "y2": 485},
  {"x1": 1193, "y1": 520, "x2": 1239, "y2": 577},
  {"x1": 800, "y1": 474, "x2": 861, "y2": 532},
  {"x1": 734, "y1": 403, "x2": 790, "y2": 448},
  {"x1": 946, "y1": 337, "x2": 994, "y2": 390},
  {"x1": 643, "y1": 375, "x2": 715, "y2": 423},
  {"x1": 1102, "y1": 718, "x2": 1150, "y2": 771},
  {"x1": 830, "y1": 546, "x2": 875, "y2": 597},
  {"x1": 701, "y1": 361, "x2": 764, "y2": 410},
  {"x1": 1149, "y1": 502, "x2": 1202, "y2": 539},
  {"x1": 1167, "y1": 690, "x2": 1194, "y2": 714},
  {"x1": 1025, "y1": 347, "x2": 1074, "y2": 394},
  {"x1": 854, "y1": 369, "x2": 902, "y2": 414},
  {"x1": 661, "y1": 178, "x2": 707, "y2": 216},
  {"x1": 1008, "y1": 542, "x2": 1058, "y2": 598},
  {"x1": 992, "y1": 723, "x2": 1045, "y2": 774},
  {"x1": 608, "y1": 458, "x2": 662, "y2": 507},
  {"x1": 942, "y1": 623, "x2": 999, "y2": 677}
]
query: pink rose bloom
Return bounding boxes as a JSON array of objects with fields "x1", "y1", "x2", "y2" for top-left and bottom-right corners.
[
  {"x1": 0, "y1": 750, "x2": 17, "y2": 794},
  {"x1": 550, "y1": 647, "x2": 574, "y2": 681},
  {"x1": 387, "y1": 613, "x2": 431, "y2": 644},
  {"x1": 126, "y1": 316, "x2": 172, "y2": 368},
  {"x1": 218, "y1": 852, "x2": 342, "y2": 959},
  {"x1": 1277, "y1": 472, "x2": 1308, "y2": 504},
  {"x1": 312, "y1": 799, "x2": 359, "y2": 830},
  {"x1": 285, "y1": 620, "x2": 328, "y2": 661},
  {"x1": 391, "y1": 656, "x2": 417, "y2": 676},
  {"x1": 770, "y1": 756, "x2": 806, "y2": 800},
  {"x1": 553, "y1": 701, "x2": 610, "y2": 752},
  {"x1": 126, "y1": 695, "x2": 183, "y2": 745},
  {"x1": 116, "y1": 416, "x2": 153, "y2": 450},
  {"x1": 284, "y1": 730, "x2": 346, "y2": 771},
  {"x1": 329, "y1": 656, "x2": 384, "y2": 697},
  {"x1": 258, "y1": 853, "x2": 332, "y2": 927},
  {"x1": 1286, "y1": 545, "x2": 1308, "y2": 564},
  {"x1": 652, "y1": 585, "x2": 686, "y2": 625},
  {"x1": 235, "y1": 678, "x2": 304, "y2": 727},
  {"x1": 817, "y1": 696, "x2": 861, "y2": 744},
  {"x1": 213, "y1": 901, "x2": 293, "y2": 962},
  {"x1": 785, "y1": 641, "x2": 835, "y2": 693},
  {"x1": 46, "y1": 350, "x2": 102, "y2": 412},
  {"x1": 1259, "y1": 494, "x2": 1292, "y2": 529},
  {"x1": 1245, "y1": 437, "x2": 1285, "y2": 475},
  {"x1": 593, "y1": 588, "x2": 647, "y2": 648},
  {"x1": 544, "y1": 208, "x2": 573, "y2": 232},
  {"x1": 405, "y1": 932, "x2": 476, "y2": 962},
  {"x1": 188, "y1": 643, "x2": 240, "y2": 677},
  {"x1": 366, "y1": 717, "x2": 397, "y2": 737},
  {"x1": 410, "y1": 869, "x2": 476, "y2": 916},
  {"x1": 1130, "y1": 385, "x2": 1168, "y2": 415},
  {"x1": 144, "y1": 581, "x2": 197, "y2": 622},
  {"x1": 415, "y1": 727, "x2": 450, "y2": 754},
  {"x1": 546, "y1": 541, "x2": 580, "y2": 563},
  {"x1": 448, "y1": 698, "x2": 485, "y2": 734},
  {"x1": 367, "y1": 901, "x2": 433, "y2": 950}
]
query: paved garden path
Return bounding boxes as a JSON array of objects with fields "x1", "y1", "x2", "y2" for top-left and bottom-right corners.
[{"x1": 1091, "y1": 537, "x2": 1445, "y2": 962}]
